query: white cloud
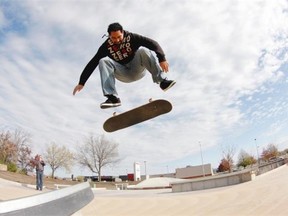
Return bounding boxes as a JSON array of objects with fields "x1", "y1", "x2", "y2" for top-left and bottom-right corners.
[{"x1": 1, "y1": 0, "x2": 288, "y2": 176}]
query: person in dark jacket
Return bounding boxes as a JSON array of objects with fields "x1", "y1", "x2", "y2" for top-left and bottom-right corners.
[{"x1": 73, "y1": 22, "x2": 175, "y2": 109}]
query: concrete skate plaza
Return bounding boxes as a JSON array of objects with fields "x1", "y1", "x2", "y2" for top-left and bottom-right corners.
[{"x1": 1, "y1": 165, "x2": 288, "y2": 216}]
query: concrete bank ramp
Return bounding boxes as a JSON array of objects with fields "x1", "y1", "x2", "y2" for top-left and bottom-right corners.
[
  {"x1": 0, "y1": 182, "x2": 94, "y2": 216},
  {"x1": 128, "y1": 177, "x2": 187, "y2": 189}
]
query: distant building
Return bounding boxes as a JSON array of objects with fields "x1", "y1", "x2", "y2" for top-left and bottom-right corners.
[
  {"x1": 176, "y1": 164, "x2": 213, "y2": 179},
  {"x1": 134, "y1": 162, "x2": 141, "y2": 181}
]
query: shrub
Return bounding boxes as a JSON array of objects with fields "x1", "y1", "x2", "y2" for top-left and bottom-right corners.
[
  {"x1": 7, "y1": 163, "x2": 17, "y2": 172},
  {"x1": 77, "y1": 176, "x2": 84, "y2": 182},
  {"x1": 18, "y1": 168, "x2": 28, "y2": 175}
]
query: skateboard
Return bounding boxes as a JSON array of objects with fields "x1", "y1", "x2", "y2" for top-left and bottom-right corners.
[{"x1": 103, "y1": 99, "x2": 172, "y2": 132}]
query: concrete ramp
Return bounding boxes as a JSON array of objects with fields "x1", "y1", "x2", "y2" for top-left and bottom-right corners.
[
  {"x1": 0, "y1": 182, "x2": 94, "y2": 216},
  {"x1": 128, "y1": 177, "x2": 187, "y2": 189}
]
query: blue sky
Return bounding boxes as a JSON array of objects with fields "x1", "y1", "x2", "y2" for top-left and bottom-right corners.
[{"x1": 1, "y1": 0, "x2": 288, "y2": 177}]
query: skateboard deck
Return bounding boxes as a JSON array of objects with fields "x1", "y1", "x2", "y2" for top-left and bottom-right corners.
[{"x1": 103, "y1": 99, "x2": 172, "y2": 132}]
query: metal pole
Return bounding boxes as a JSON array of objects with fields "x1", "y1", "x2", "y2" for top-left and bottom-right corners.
[
  {"x1": 199, "y1": 141, "x2": 205, "y2": 177},
  {"x1": 254, "y1": 138, "x2": 260, "y2": 166},
  {"x1": 144, "y1": 161, "x2": 147, "y2": 177}
]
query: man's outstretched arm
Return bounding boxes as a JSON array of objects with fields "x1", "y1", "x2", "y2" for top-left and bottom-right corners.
[{"x1": 73, "y1": 84, "x2": 84, "y2": 95}]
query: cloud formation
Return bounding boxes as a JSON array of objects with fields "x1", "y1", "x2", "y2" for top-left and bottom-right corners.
[{"x1": 1, "y1": 0, "x2": 288, "y2": 175}]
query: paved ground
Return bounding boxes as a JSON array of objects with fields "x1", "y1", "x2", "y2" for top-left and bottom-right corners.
[
  {"x1": 0, "y1": 178, "x2": 48, "y2": 201},
  {"x1": 1, "y1": 165, "x2": 288, "y2": 216},
  {"x1": 75, "y1": 165, "x2": 288, "y2": 216}
]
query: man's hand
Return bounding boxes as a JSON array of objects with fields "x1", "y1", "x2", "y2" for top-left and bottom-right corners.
[
  {"x1": 73, "y1": 84, "x2": 84, "y2": 95},
  {"x1": 160, "y1": 61, "x2": 169, "y2": 72}
]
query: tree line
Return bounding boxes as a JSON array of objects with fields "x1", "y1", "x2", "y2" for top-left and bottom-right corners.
[
  {"x1": 217, "y1": 143, "x2": 287, "y2": 172},
  {"x1": 1, "y1": 128, "x2": 287, "y2": 179},
  {"x1": 0, "y1": 129, "x2": 120, "y2": 181}
]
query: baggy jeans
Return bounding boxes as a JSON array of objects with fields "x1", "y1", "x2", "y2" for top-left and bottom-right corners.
[{"x1": 98, "y1": 48, "x2": 166, "y2": 96}]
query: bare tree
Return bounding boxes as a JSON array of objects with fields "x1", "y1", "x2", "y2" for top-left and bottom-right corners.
[
  {"x1": 44, "y1": 142, "x2": 74, "y2": 178},
  {"x1": 237, "y1": 149, "x2": 257, "y2": 168},
  {"x1": 219, "y1": 143, "x2": 237, "y2": 173},
  {"x1": 77, "y1": 134, "x2": 120, "y2": 181},
  {"x1": 0, "y1": 129, "x2": 33, "y2": 173},
  {"x1": 261, "y1": 143, "x2": 279, "y2": 161},
  {"x1": 11, "y1": 129, "x2": 32, "y2": 171},
  {"x1": 0, "y1": 131, "x2": 17, "y2": 164}
]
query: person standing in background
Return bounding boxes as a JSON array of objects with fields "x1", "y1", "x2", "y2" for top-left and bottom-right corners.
[{"x1": 31, "y1": 154, "x2": 45, "y2": 191}]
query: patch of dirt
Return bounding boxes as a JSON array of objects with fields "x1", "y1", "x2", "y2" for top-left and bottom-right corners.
[
  {"x1": 0, "y1": 171, "x2": 138, "y2": 190},
  {"x1": 0, "y1": 170, "x2": 79, "y2": 189}
]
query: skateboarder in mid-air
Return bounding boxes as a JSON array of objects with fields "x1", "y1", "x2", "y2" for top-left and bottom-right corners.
[{"x1": 73, "y1": 22, "x2": 176, "y2": 109}]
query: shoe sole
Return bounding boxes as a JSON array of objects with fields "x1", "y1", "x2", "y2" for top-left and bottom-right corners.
[
  {"x1": 100, "y1": 103, "x2": 121, "y2": 109},
  {"x1": 162, "y1": 81, "x2": 176, "y2": 92}
]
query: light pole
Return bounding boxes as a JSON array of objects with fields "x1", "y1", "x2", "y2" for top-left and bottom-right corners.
[
  {"x1": 144, "y1": 161, "x2": 147, "y2": 178},
  {"x1": 199, "y1": 141, "x2": 205, "y2": 177},
  {"x1": 254, "y1": 138, "x2": 260, "y2": 166}
]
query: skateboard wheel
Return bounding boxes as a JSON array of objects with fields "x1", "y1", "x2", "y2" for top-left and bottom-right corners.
[{"x1": 149, "y1": 98, "x2": 153, "y2": 102}]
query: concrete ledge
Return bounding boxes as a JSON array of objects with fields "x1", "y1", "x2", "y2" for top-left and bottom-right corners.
[
  {"x1": 0, "y1": 164, "x2": 7, "y2": 171},
  {"x1": 0, "y1": 182, "x2": 94, "y2": 216},
  {"x1": 54, "y1": 184, "x2": 71, "y2": 189},
  {"x1": 115, "y1": 183, "x2": 129, "y2": 190},
  {"x1": 171, "y1": 169, "x2": 256, "y2": 193},
  {"x1": 91, "y1": 187, "x2": 106, "y2": 191}
]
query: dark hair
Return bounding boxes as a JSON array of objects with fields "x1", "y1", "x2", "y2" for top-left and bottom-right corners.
[{"x1": 107, "y1": 22, "x2": 123, "y2": 34}]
